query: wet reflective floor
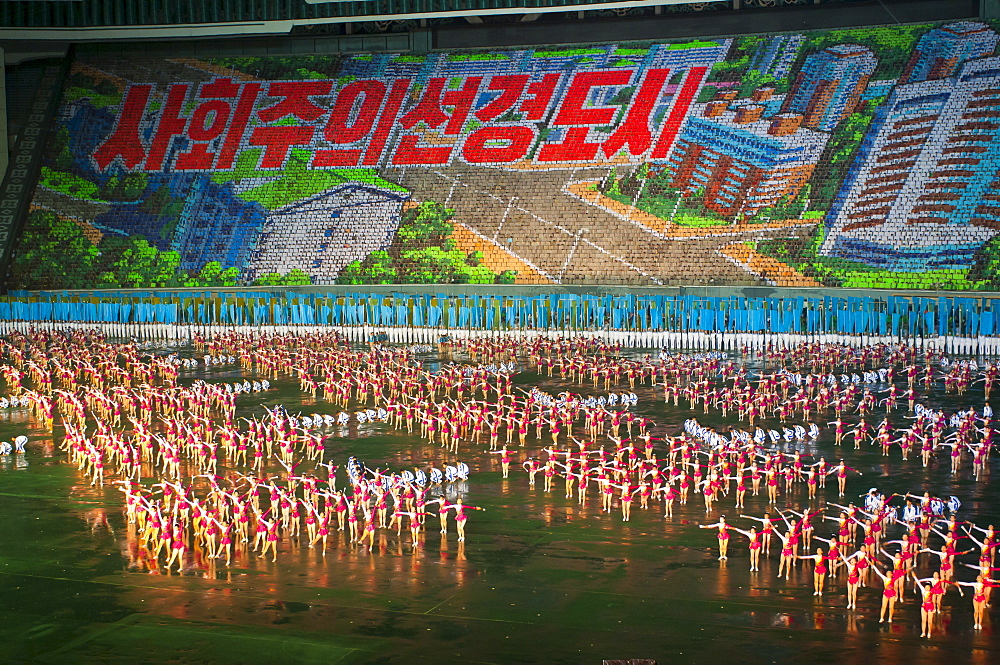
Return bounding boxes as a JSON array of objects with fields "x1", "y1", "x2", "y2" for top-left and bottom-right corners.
[{"x1": 1, "y1": 344, "x2": 999, "y2": 665}]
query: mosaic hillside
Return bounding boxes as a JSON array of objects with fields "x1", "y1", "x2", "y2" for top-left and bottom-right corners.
[{"x1": 15, "y1": 21, "x2": 1000, "y2": 290}]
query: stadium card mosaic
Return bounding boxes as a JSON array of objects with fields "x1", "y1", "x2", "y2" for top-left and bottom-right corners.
[{"x1": 14, "y1": 21, "x2": 1000, "y2": 290}]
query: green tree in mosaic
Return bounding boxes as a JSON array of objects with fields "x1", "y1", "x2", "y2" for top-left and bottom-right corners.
[
  {"x1": 736, "y1": 69, "x2": 785, "y2": 97},
  {"x1": 399, "y1": 247, "x2": 496, "y2": 284},
  {"x1": 253, "y1": 269, "x2": 313, "y2": 286},
  {"x1": 99, "y1": 173, "x2": 148, "y2": 201},
  {"x1": 120, "y1": 173, "x2": 149, "y2": 201},
  {"x1": 10, "y1": 210, "x2": 98, "y2": 290},
  {"x1": 185, "y1": 262, "x2": 240, "y2": 288},
  {"x1": 94, "y1": 236, "x2": 247, "y2": 289},
  {"x1": 336, "y1": 251, "x2": 398, "y2": 285},
  {"x1": 213, "y1": 56, "x2": 343, "y2": 80},
  {"x1": 972, "y1": 236, "x2": 1000, "y2": 288},
  {"x1": 51, "y1": 126, "x2": 74, "y2": 171},
  {"x1": 97, "y1": 237, "x2": 184, "y2": 289},
  {"x1": 396, "y1": 202, "x2": 455, "y2": 244}
]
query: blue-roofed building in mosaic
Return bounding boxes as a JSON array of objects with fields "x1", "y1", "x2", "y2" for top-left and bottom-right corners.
[
  {"x1": 820, "y1": 55, "x2": 1000, "y2": 271},
  {"x1": 781, "y1": 44, "x2": 878, "y2": 132},
  {"x1": 169, "y1": 175, "x2": 266, "y2": 273},
  {"x1": 901, "y1": 21, "x2": 1000, "y2": 83},
  {"x1": 60, "y1": 100, "x2": 116, "y2": 180},
  {"x1": 662, "y1": 95, "x2": 829, "y2": 219}
]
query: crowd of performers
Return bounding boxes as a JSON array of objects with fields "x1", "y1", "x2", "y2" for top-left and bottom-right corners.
[{"x1": 1, "y1": 327, "x2": 999, "y2": 637}]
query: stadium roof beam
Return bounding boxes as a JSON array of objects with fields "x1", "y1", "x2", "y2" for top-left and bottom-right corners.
[
  {"x1": 0, "y1": 0, "x2": 980, "y2": 48},
  {"x1": 0, "y1": 0, "x2": 696, "y2": 39}
]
